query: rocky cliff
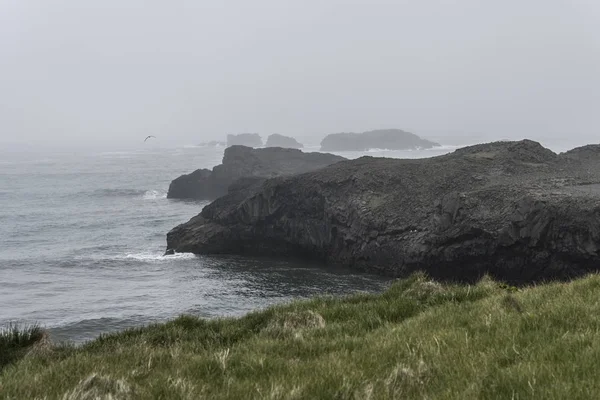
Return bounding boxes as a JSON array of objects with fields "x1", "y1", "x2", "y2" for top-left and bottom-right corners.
[
  {"x1": 265, "y1": 134, "x2": 303, "y2": 149},
  {"x1": 167, "y1": 146, "x2": 346, "y2": 200},
  {"x1": 320, "y1": 129, "x2": 440, "y2": 151},
  {"x1": 167, "y1": 140, "x2": 600, "y2": 284}
]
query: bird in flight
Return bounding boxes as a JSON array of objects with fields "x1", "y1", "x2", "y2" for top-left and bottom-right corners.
[{"x1": 144, "y1": 135, "x2": 156, "y2": 142}]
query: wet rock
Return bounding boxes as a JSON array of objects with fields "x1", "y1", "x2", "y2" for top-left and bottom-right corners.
[{"x1": 166, "y1": 140, "x2": 600, "y2": 284}]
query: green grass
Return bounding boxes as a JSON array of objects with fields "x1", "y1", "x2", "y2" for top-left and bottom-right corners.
[
  {"x1": 3, "y1": 272, "x2": 600, "y2": 399},
  {"x1": 0, "y1": 323, "x2": 46, "y2": 372}
]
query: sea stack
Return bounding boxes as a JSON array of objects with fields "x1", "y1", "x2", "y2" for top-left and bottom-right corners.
[
  {"x1": 167, "y1": 145, "x2": 346, "y2": 201},
  {"x1": 320, "y1": 129, "x2": 440, "y2": 151},
  {"x1": 265, "y1": 134, "x2": 303, "y2": 149}
]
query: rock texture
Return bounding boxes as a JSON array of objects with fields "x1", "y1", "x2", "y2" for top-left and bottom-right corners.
[
  {"x1": 227, "y1": 133, "x2": 263, "y2": 148},
  {"x1": 167, "y1": 146, "x2": 346, "y2": 200},
  {"x1": 265, "y1": 134, "x2": 303, "y2": 149},
  {"x1": 320, "y1": 129, "x2": 440, "y2": 151},
  {"x1": 167, "y1": 140, "x2": 600, "y2": 284}
]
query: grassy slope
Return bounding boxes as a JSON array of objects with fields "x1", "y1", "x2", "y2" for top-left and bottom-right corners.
[
  {"x1": 2, "y1": 273, "x2": 600, "y2": 399},
  {"x1": 0, "y1": 324, "x2": 46, "y2": 372}
]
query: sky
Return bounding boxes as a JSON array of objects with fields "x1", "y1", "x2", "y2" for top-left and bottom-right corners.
[{"x1": 1, "y1": 0, "x2": 599, "y2": 150}]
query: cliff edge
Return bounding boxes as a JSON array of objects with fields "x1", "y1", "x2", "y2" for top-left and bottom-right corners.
[{"x1": 167, "y1": 140, "x2": 600, "y2": 283}]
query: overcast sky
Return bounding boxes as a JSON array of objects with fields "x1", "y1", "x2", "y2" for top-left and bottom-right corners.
[{"x1": 1, "y1": 0, "x2": 599, "y2": 150}]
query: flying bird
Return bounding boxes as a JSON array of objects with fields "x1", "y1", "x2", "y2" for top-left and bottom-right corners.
[{"x1": 144, "y1": 135, "x2": 156, "y2": 142}]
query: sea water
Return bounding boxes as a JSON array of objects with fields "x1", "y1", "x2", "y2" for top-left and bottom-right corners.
[{"x1": 0, "y1": 140, "x2": 572, "y2": 343}]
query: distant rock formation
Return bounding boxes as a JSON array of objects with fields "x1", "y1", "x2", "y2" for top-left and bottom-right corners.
[
  {"x1": 320, "y1": 129, "x2": 440, "y2": 151},
  {"x1": 227, "y1": 134, "x2": 263, "y2": 148},
  {"x1": 265, "y1": 134, "x2": 303, "y2": 149},
  {"x1": 167, "y1": 145, "x2": 345, "y2": 200},
  {"x1": 167, "y1": 140, "x2": 600, "y2": 284}
]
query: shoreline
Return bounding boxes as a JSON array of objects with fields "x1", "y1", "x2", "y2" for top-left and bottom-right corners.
[{"x1": 3, "y1": 272, "x2": 600, "y2": 398}]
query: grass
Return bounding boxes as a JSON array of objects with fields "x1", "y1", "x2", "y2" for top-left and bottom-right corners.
[
  {"x1": 2, "y1": 272, "x2": 600, "y2": 399},
  {"x1": 0, "y1": 323, "x2": 46, "y2": 372}
]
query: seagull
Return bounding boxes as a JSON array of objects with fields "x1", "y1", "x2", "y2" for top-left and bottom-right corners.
[{"x1": 144, "y1": 135, "x2": 156, "y2": 142}]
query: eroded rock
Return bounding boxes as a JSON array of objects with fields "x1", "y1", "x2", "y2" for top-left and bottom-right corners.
[
  {"x1": 167, "y1": 146, "x2": 345, "y2": 200},
  {"x1": 167, "y1": 140, "x2": 600, "y2": 284}
]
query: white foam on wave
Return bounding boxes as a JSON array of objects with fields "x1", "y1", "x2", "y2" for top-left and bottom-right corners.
[
  {"x1": 365, "y1": 145, "x2": 461, "y2": 152},
  {"x1": 143, "y1": 190, "x2": 167, "y2": 200},
  {"x1": 365, "y1": 148, "x2": 396, "y2": 152},
  {"x1": 122, "y1": 252, "x2": 196, "y2": 262},
  {"x1": 302, "y1": 145, "x2": 321, "y2": 151},
  {"x1": 73, "y1": 251, "x2": 197, "y2": 263},
  {"x1": 95, "y1": 188, "x2": 146, "y2": 197},
  {"x1": 425, "y1": 144, "x2": 465, "y2": 151}
]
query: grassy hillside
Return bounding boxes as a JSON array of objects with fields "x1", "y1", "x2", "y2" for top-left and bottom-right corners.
[{"x1": 2, "y1": 273, "x2": 600, "y2": 399}]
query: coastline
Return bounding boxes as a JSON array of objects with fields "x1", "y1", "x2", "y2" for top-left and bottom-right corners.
[{"x1": 3, "y1": 272, "x2": 600, "y2": 398}]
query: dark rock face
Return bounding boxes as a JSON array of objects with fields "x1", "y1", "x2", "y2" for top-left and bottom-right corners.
[
  {"x1": 265, "y1": 134, "x2": 303, "y2": 149},
  {"x1": 167, "y1": 146, "x2": 345, "y2": 200},
  {"x1": 167, "y1": 169, "x2": 220, "y2": 200},
  {"x1": 227, "y1": 133, "x2": 263, "y2": 148},
  {"x1": 320, "y1": 129, "x2": 440, "y2": 151},
  {"x1": 167, "y1": 140, "x2": 600, "y2": 284}
]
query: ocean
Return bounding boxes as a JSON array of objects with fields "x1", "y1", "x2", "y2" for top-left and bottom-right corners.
[{"x1": 0, "y1": 140, "x2": 573, "y2": 343}]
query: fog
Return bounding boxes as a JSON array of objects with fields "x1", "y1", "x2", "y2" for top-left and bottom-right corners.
[{"x1": 1, "y1": 0, "x2": 599, "y2": 151}]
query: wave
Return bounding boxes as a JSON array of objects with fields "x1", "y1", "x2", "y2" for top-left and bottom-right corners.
[
  {"x1": 70, "y1": 250, "x2": 196, "y2": 264},
  {"x1": 143, "y1": 190, "x2": 167, "y2": 200},
  {"x1": 364, "y1": 145, "x2": 462, "y2": 152},
  {"x1": 425, "y1": 144, "x2": 468, "y2": 151},
  {"x1": 365, "y1": 148, "x2": 398, "y2": 152},
  {"x1": 191, "y1": 143, "x2": 227, "y2": 149},
  {"x1": 89, "y1": 188, "x2": 167, "y2": 200},
  {"x1": 327, "y1": 145, "x2": 461, "y2": 154},
  {"x1": 121, "y1": 252, "x2": 197, "y2": 262},
  {"x1": 93, "y1": 188, "x2": 147, "y2": 197}
]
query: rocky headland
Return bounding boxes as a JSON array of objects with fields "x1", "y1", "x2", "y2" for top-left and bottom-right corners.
[
  {"x1": 167, "y1": 145, "x2": 345, "y2": 200},
  {"x1": 227, "y1": 133, "x2": 263, "y2": 147},
  {"x1": 265, "y1": 134, "x2": 303, "y2": 149},
  {"x1": 166, "y1": 140, "x2": 600, "y2": 284},
  {"x1": 320, "y1": 129, "x2": 440, "y2": 151}
]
